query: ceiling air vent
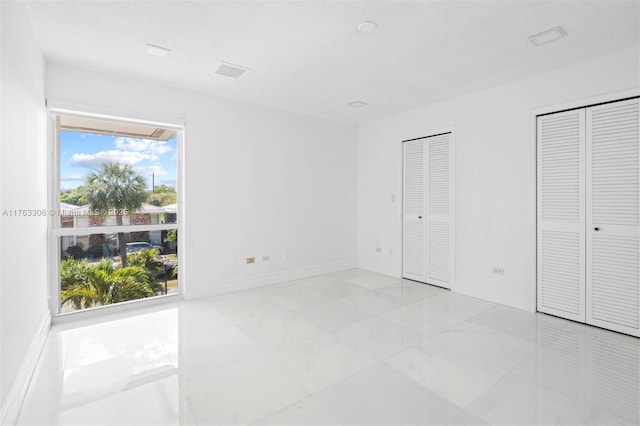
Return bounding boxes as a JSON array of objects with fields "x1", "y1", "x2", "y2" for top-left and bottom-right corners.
[
  {"x1": 215, "y1": 61, "x2": 251, "y2": 79},
  {"x1": 348, "y1": 100, "x2": 368, "y2": 108},
  {"x1": 529, "y1": 26, "x2": 566, "y2": 46}
]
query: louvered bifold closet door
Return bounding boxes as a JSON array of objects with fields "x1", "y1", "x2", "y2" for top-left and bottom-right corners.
[
  {"x1": 537, "y1": 109, "x2": 586, "y2": 322},
  {"x1": 426, "y1": 133, "x2": 453, "y2": 288},
  {"x1": 586, "y1": 98, "x2": 640, "y2": 337},
  {"x1": 403, "y1": 139, "x2": 426, "y2": 281}
]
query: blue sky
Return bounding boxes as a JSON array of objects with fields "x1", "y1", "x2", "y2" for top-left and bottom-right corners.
[{"x1": 60, "y1": 131, "x2": 177, "y2": 190}]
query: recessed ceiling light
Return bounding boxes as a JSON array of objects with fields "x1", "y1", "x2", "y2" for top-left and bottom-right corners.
[
  {"x1": 529, "y1": 26, "x2": 566, "y2": 46},
  {"x1": 214, "y1": 61, "x2": 251, "y2": 79},
  {"x1": 146, "y1": 43, "x2": 171, "y2": 58},
  {"x1": 348, "y1": 100, "x2": 368, "y2": 108},
  {"x1": 358, "y1": 21, "x2": 378, "y2": 34}
]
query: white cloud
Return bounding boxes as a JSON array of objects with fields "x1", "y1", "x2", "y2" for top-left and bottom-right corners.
[
  {"x1": 160, "y1": 178, "x2": 177, "y2": 187},
  {"x1": 114, "y1": 137, "x2": 172, "y2": 155},
  {"x1": 60, "y1": 175, "x2": 86, "y2": 190},
  {"x1": 135, "y1": 165, "x2": 168, "y2": 176},
  {"x1": 60, "y1": 174, "x2": 85, "y2": 182},
  {"x1": 71, "y1": 150, "x2": 158, "y2": 168}
]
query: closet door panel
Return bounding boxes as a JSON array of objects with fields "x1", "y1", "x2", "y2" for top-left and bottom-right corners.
[
  {"x1": 403, "y1": 139, "x2": 426, "y2": 281},
  {"x1": 426, "y1": 133, "x2": 452, "y2": 288},
  {"x1": 537, "y1": 109, "x2": 586, "y2": 322},
  {"x1": 586, "y1": 98, "x2": 640, "y2": 337}
]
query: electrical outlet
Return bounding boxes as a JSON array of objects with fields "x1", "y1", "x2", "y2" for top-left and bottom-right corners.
[
  {"x1": 246, "y1": 257, "x2": 255, "y2": 264},
  {"x1": 376, "y1": 247, "x2": 382, "y2": 253},
  {"x1": 492, "y1": 267, "x2": 504, "y2": 275},
  {"x1": 389, "y1": 249, "x2": 394, "y2": 257},
  {"x1": 262, "y1": 255, "x2": 270, "y2": 262}
]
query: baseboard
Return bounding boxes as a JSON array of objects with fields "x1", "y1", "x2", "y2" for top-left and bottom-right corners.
[
  {"x1": 453, "y1": 279, "x2": 532, "y2": 312},
  {"x1": 357, "y1": 262, "x2": 400, "y2": 279},
  {"x1": 186, "y1": 260, "x2": 357, "y2": 299},
  {"x1": 0, "y1": 311, "x2": 50, "y2": 426}
]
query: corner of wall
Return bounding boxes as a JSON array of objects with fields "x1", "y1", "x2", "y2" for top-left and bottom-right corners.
[
  {"x1": 1, "y1": 0, "x2": 50, "y2": 418},
  {"x1": 0, "y1": 312, "x2": 50, "y2": 426}
]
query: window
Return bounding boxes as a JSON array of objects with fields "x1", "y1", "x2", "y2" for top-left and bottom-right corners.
[{"x1": 51, "y1": 111, "x2": 182, "y2": 313}]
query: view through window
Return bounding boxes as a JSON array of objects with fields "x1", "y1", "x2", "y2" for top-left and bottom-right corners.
[{"x1": 53, "y1": 113, "x2": 180, "y2": 313}]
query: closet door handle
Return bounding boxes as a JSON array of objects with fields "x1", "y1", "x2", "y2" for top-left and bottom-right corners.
[
  {"x1": 418, "y1": 216, "x2": 423, "y2": 219},
  {"x1": 594, "y1": 227, "x2": 600, "y2": 231}
]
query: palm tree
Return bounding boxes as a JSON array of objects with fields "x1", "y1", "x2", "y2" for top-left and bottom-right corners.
[
  {"x1": 61, "y1": 259, "x2": 155, "y2": 310},
  {"x1": 83, "y1": 162, "x2": 147, "y2": 267},
  {"x1": 127, "y1": 248, "x2": 164, "y2": 293}
]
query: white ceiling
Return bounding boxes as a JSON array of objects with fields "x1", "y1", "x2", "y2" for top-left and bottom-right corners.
[{"x1": 25, "y1": 1, "x2": 640, "y2": 124}]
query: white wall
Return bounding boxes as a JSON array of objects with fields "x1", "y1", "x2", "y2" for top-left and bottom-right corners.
[
  {"x1": 46, "y1": 63, "x2": 358, "y2": 298},
  {"x1": 358, "y1": 47, "x2": 640, "y2": 311},
  {"x1": 0, "y1": 0, "x2": 49, "y2": 416}
]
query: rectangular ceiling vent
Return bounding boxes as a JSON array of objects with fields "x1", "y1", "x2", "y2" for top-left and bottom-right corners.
[
  {"x1": 529, "y1": 26, "x2": 566, "y2": 46},
  {"x1": 215, "y1": 61, "x2": 251, "y2": 79}
]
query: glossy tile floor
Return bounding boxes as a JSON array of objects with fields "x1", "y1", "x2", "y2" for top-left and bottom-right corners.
[{"x1": 17, "y1": 270, "x2": 640, "y2": 425}]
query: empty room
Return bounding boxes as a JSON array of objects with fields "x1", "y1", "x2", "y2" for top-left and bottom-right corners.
[{"x1": 1, "y1": 0, "x2": 639, "y2": 425}]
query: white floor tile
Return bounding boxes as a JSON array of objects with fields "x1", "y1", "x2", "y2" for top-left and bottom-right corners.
[
  {"x1": 60, "y1": 375, "x2": 180, "y2": 425},
  {"x1": 298, "y1": 299, "x2": 371, "y2": 332},
  {"x1": 149, "y1": 305, "x2": 233, "y2": 344},
  {"x1": 334, "y1": 316, "x2": 423, "y2": 360},
  {"x1": 65, "y1": 314, "x2": 162, "y2": 369},
  {"x1": 209, "y1": 296, "x2": 292, "y2": 326},
  {"x1": 446, "y1": 409, "x2": 490, "y2": 425},
  {"x1": 338, "y1": 290, "x2": 404, "y2": 316},
  {"x1": 313, "y1": 363, "x2": 463, "y2": 425},
  {"x1": 16, "y1": 339, "x2": 68, "y2": 425},
  {"x1": 239, "y1": 311, "x2": 325, "y2": 352},
  {"x1": 421, "y1": 292, "x2": 496, "y2": 323},
  {"x1": 270, "y1": 334, "x2": 376, "y2": 393},
  {"x1": 381, "y1": 302, "x2": 465, "y2": 337},
  {"x1": 465, "y1": 372, "x2": 586, "y2": 425},
  {"x1": 300, "y1": 277, "x2": 375, "y2": 299},
  {"x1": 346, "y1": 273, "x2": 404, "y2": 290},
  {"x1": 377, "y1": 281, "x2": 443, "y2": 304},
  {"x1": 510, "y1": 318, "x2": 640, "y2": 425},
  {"x1": 15, "y1": 269, "x2": 640, "y2": 426},
  {"x1": 251, "y1": 396, "x2": 340, "y2": 426},
  {"x1": 63, "y1": 344, "x2": 171, "y2": 395},
  {"x1": 163, "y1": 326, "x2": 260, "y2": 379},
  {"x1": 386, "y1": 342, "x2": 509, "y2": 408},
  {"x1": 467, "y1": 305, "x2": 566, "y2": 343},
  {"x1": 266, "y1": 286, "x2": 335, "y2": 311},
  {"x1": 582, "y1": 403, "x2": 638, "y2": 426},
  {"x1": 429, "y1": 321, "x2": 537, "y2": 370},
  {"x1": 182, "y1": 355, "x2": 307, "y2": 425}
]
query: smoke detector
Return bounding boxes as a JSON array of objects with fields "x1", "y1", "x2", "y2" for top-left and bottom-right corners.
[{"x1": 358, "y1": 21, "x2": 378, "y2": 34}]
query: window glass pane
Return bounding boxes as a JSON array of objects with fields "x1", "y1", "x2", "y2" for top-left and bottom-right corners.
[
  {"x1": 59, "y1": 230, "x2": 178, "y2": 313},
  {"x1": 58, "y1": 117, "x2": 178, "y2": 228}
]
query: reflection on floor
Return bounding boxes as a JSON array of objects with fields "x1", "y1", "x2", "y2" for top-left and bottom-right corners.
[{"x1": 17, "y1": 269, "x2": 640, "y2": 425}]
